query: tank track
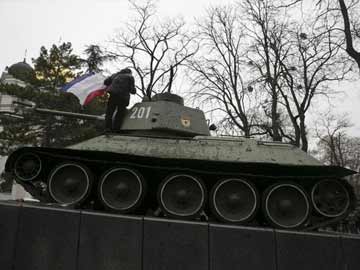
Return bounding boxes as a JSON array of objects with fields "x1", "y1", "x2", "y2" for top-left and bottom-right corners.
[{"x1": 5, "y1": 147, "x2": 356, "y2": 231}]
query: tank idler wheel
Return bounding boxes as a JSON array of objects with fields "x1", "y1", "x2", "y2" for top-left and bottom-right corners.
[
  {"x1": 14, "y1": 152, "x2": 42, "y2": 182},
  {"x1": 311, "y1": 179, "x2": 351, "y2": 218},
  {"x1": 158, "y1": 174, "x2": 206, "y2": 219},
  {"x1": 99, "y1": 167, "x2": 145, "y2": 213},
  {"x1": 210, "y1": 178, "x2": 259, "y2": 224},
  {"x1": 263, "y1": 182, "x2": 310, "y2": 229},
  {"x1": 48, "y1": 162, "x2": 93, "y2": 206}
]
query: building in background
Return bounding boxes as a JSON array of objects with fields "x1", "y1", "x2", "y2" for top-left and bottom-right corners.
[{"x1": 0, "y1": 59, "x2": 35, "y2": 87}]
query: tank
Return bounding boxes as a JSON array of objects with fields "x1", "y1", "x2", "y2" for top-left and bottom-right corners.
[{"x1": 2, "y1": 93, "x2": 357, "y2": 230}]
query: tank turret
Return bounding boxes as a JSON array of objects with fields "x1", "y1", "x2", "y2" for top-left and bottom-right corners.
[
  {"x1": 120, "y1": 93, "x2": 210, "y2": 137},
  {"x1": 1, "y1": 92, "x2": 357, "y2": 230}
]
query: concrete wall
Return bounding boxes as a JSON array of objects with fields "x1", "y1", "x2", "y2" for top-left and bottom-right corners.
[{"x1": 1, "y1": 202, "x2": 359, "y2": 270}]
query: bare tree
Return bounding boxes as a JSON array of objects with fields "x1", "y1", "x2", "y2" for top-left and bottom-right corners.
[
  {"x1": 316, "y1": 0, "x2": 360, "y2": 71},
  {"x1": 273, "y1": 12, "x2": 351, "y2": 151},
  {"x1": 315, "y1": 113, "x2": 353, "y2": 166},
  {"x1": 241, "y1": 0, "x2": 291, "y2": 141},
  {"x1": 189, "y1": 5, "x2": 264, "y2": 137},
  {"x1": 110, "y1": 0, "x2": 198, "y2": 99},
  {"x1": 314, "y1": 112, "x2": 360, "y2": 195},
  {"x1": 240, "y1": 0, "x2": 352, "y2": 151},
  {"x1": 189, "y1": 1, "x2": 350, "y2": 145}
]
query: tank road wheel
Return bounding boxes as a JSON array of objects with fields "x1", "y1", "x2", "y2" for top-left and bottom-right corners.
[
  {"x1": 210, "y1": 178, "x2": 259, "y2": 224},
  {"x1": 311, "y1": 179, "x2": 351, "y2": 218},
  {"x1": 99, "y1": 167, "x2": 145, "y2": 213},
  {"x1": 14, "y1": 153, "x2": 42, "y2": 181},
  {"x1": 48, "y1": 162, "x2": 93, "y2": 206},
  {"x1": 158, "y1": 174, "x2": 206, "y2": 219},
  {"x1": 263, "y1": 183, "x2": 310, "y2": 229}
]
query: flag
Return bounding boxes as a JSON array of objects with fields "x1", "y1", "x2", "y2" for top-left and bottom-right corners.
[{"x1": 61, "y1": 73, "x2": 107, "y2": 106}]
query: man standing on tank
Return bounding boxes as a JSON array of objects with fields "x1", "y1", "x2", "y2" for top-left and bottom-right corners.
[{"x1": 104, "y1": 68, "x2": 136, "y2": 131}]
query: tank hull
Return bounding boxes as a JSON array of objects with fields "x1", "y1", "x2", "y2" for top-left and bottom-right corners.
[{"x1": 5, "y1": 134, "x2": 355, "y2": 178}]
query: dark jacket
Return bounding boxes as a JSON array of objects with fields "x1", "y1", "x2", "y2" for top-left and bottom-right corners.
[{"x1": 104, "y1": 72, "x2": 136, "y2": 103}]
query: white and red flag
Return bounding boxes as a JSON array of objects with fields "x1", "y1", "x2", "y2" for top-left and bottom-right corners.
[{"x1": 61, "y1": 73, "x2": 107, "y2": 106}]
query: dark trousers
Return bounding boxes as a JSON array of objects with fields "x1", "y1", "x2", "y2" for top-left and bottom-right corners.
[{"x1": 105, "y1": 94, "x2": 128, "y2": 131}]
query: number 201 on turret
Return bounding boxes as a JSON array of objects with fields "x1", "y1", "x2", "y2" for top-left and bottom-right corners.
[{"x1": 129, "y1": 106, "x2": 152, "y2": 119}]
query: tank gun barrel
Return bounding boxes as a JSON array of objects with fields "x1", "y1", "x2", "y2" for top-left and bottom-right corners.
[
  {"x1": 32, "y1": 107, "x2": 105, "y2": 121},
  {"x1": 0, "y1": 93, "x2": 104, "y2": 121}
]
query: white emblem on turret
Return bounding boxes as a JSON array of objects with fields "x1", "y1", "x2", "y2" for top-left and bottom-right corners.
[{"x1": 181, "y1": 115, "x2": 191, "y2": 127}]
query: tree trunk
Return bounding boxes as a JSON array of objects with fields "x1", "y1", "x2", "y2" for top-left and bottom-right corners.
[
  {"x1": 271, "y1": 91, "x2": 282, "y2": 141},
  {"x1": 299, "y1": 114, "x2": 308, "y2": 152},
  {"x1": 338, "y1": 0, "x2": 360, "y2": 71}
]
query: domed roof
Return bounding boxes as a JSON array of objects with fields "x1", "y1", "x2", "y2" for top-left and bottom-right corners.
[{"x1": 8, "y1": 59, "x2": 35, "y2": 83}]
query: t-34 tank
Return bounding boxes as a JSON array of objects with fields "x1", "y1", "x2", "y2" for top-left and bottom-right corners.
[{"x1": 3, "y1": 93, "x2": 357, "y2": 230}]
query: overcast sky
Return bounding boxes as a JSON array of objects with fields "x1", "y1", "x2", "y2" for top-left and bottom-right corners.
[
  {"x1": 1, "y1": 0, "x2": 360, "y2": 138},
  {"x1": 0, "y1": 0, "x2": 233, "y2": 71}
]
